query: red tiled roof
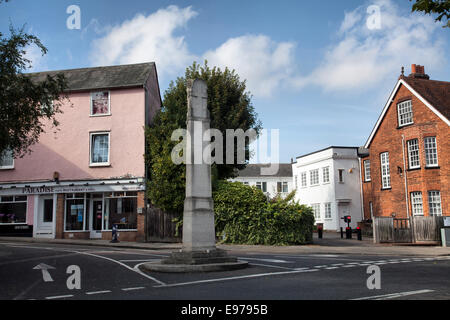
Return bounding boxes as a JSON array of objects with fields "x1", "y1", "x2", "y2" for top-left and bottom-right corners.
[{"x1": 403, "y1": 76, "x2": 450, "y2": 120}]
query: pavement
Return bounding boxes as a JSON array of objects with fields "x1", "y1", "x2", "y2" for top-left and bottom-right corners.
[{"x1": 1, "y1": 232, "x2": 449, "y2": 257}]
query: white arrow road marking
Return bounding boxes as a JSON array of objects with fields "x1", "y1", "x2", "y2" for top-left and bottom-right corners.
[{"x1": 33, "y1": 263, "x2": 55, "y2": 282}]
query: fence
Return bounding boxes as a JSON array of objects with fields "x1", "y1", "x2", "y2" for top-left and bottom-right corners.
[
  {"x1": 373, "y1": 216, "x2": 444, "y2": 244},
  {"x1": 146, "y1": 206, "x2": 181, "y2": 242}
]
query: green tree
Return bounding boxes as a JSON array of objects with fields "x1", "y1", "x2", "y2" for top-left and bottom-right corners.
[
  {"x1": 0, "y1": 26, "x2": 68, "y2": 158},
  {"x1": 410, "y1": 0, "x2": 450, "y2": 27},
  {"x1": 146, "y1": 61, "x2": 262, "y2": 214}
]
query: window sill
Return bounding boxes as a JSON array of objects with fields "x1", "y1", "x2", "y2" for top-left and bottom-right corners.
[
  {"x1": 364, "y1": 180, "x2": 371, "y2": 183},
  {"x1": 397, "y1": 123, "x2": 414, "y2": 130},
  {"x1": 407, "y1": 167, "x2": 421, "y2": 172},
  {"x1": 425, "y1": 166, "x2": 440, "y2": 170},
  {"x1": 0, "y1": 167, "x2": 14, "y2": 170},
  {"x1": 89, "y1": 113, "x2": 111, "y2": 117},
  {"x1": 381, "y1": 187, "x2": 392, "y2": 191},
  {"x1": 89, "y1": 163, "x2": 111, "y2": 168}
]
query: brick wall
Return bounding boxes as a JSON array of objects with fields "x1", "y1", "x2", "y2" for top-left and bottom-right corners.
[{"x1": 362, "y1": 83, "x2": 449, "y2": 218}]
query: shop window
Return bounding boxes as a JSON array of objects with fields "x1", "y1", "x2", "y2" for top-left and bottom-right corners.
[
  {"x1": 65, "y1": 194, "x2": 88, "y2": 231},
  {"x1": 104, "y1": 193, "x2": 137, "y2": 230},
  {"x1": 0, "y1": 196, "x2": 27, "y2": 224}
]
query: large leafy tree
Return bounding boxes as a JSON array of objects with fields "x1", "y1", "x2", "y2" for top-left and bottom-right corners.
[
  {"x1": 0, "y1": 26, "x2": 68, "y2": 158},
  {"x1": 410, "y1": 0, "x2": 450, "y2": 27},
  {"x1": 146, "y1": 61, "x2": 262, "y2": 214}
]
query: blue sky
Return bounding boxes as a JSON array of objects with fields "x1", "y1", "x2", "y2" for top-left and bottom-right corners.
[{"x1": 1, "y1": 0, "x2": 449, "y2": 162}]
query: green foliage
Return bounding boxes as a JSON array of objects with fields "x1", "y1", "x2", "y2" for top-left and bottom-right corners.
[
  {"x1": 145, "y1": 61, "x2": 262, "y2": 215},
  {"x1": 410, "y1": 0, "x2": 450, "y2": 27},
  {"x1": 0, "y1": 26, "x2": 68, "y2": 156},
  {"x1": 213, "y1": 181, "x2": 315, "y2": 245}
]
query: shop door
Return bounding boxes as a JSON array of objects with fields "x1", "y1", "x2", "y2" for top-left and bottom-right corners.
[
  {"x1": 36, "y1": 196, "x2": 54, "y2": 238},
  {"x1": 90, "y1": 200, "x2": 103, "y2": 239}
]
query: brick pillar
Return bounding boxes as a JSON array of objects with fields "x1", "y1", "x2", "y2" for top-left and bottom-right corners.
[
  {"x1": 136, "y1": 191, "x2": 146, "y2": 242},
  {"x1": 55, "y1": 194, "x2": 65, "y2": 239}
]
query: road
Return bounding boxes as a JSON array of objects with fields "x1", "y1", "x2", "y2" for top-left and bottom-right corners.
[{"x1": 0, "y1": 240, "x2": 449, "y2": 301}]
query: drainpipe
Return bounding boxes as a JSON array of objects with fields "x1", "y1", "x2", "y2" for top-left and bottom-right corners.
[
  {"x1": 401, "y1": 135, "x2": 410, "y2": 218},
  {"x1": 358, "y1": 157, "x2": 364, "y2": 221}
]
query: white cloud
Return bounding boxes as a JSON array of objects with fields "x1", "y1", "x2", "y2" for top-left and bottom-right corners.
[
  {"x1": 295, "y1": 0, "x2": 446, "y2": 91},
  {"x1": 23, "y1": 44, "x2": 47, "y2": 72},
  {"x1": 89, "y1": 5, "x2": 198, "y2": 76},
  {"x1": 203, "y1": 35, "x2": 297, "y2": 97}
]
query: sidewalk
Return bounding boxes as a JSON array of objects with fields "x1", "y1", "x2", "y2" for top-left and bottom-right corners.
[{"x1": 0, "y1": 235, "x2": 449, "y2": 257}]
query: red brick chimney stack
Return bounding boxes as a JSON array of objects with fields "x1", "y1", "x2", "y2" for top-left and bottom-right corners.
[{"x1": 409, "y1": 64, "x2": 430, "y2": 79}]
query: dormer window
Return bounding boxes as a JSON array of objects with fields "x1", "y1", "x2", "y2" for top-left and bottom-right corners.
[
  {"x1": 397, "y1": 100, "x2": 413, "y2": 127},
  {"x1": 90, "y1": 91, "x2": 110, "y2": 116}
]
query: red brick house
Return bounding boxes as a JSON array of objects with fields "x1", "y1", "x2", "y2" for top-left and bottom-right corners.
[{"x1": 360, "y1": 64, "x2": 449, "y2": 220}]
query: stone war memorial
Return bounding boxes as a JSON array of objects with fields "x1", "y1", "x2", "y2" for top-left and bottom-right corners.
[{"x1": 142, "y1": 79, "x2": 248, "y2": 272}]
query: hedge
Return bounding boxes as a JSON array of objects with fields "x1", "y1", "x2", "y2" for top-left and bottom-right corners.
[{"x1": 213, "y1": 181, "x2": 315, "y2": 245}]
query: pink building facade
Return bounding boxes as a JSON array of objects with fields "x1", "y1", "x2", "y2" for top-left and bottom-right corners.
[{"x1": 0, "y1": 63, "x2": 161, "y2": 241}]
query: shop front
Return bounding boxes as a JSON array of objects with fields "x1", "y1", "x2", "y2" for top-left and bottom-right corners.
[{"x1": 0, "y1": 179, "x2": 146, "y2": 241}]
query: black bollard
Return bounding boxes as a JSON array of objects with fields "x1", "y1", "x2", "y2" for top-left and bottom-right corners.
[
  {"x1": 340, "y1": 227, "x2": 344, "y2": 239},
  {"x1": 318, "y1": 227, "x2": 323, "y2": 239},
  {"x1": 357, "y1": 227, "x2": 362, "y2": 241},
  {"x1": 346, "y1": 227, "x2": 352, "y2": 239}
]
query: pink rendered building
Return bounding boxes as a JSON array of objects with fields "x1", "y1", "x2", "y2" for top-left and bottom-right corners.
[{"x1": 0, "y1": 63, "x2": 161, "y2": 241}]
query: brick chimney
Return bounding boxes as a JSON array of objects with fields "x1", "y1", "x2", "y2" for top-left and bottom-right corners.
[{"x1": 409, "y1": 64, "x2": 430, "y2": 80}]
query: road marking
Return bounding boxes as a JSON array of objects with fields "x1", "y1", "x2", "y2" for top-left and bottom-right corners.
[
  {"x1": 342, "y1": 264, "x2": 357, "y2": 268},
  {"x1": 313, "y1": 265, "x2": 328, "y2": 268},
  {"x1": 238, "y1": 257, "x2": 291, "y2": 263},
  {"x1": 352, "y1": 289, "x2": 435, "y2": 300},
  {"x1": 154, "y1": 269, "x2": 319, "y2": 288},
  {"x1": 33, "y1": 263, "x2": 55, "y2": 282},
  {"x1": 121, "y1": 287, "x2": 146, "y2": 291},
  {"x1": 325, "y1": 267, "x2": 340, "y2": 270},
  {"x1": 119, "y1": 259, "x2": 160, "y2": 262},
  {"x1": 275, "y1": 255, "x2": 366, "y2": 262},
  {"x1": 247, "y1": 263, "x2": 296, "y2": 270},
  {"x1": 74, "y1": 251, "x2": 166, "y2": 286},
  {"x1": 45, "y1": 294, "x2": 74, "y2": 300},
  {"x1": 331, "y1": 263, "x2": 344, "y2": 266},
  {"x1": 86, "y1": 290, "x2": 111, "y2": 295}
]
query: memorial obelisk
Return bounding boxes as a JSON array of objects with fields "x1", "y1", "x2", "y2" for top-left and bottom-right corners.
[{"x1": 143, "y1": 79, "x2": 247, "y2": 272}]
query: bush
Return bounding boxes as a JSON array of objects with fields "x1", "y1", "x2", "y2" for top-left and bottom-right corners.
[{"x1": 213, "y1": 181, "x2": 315, "y2": 245}]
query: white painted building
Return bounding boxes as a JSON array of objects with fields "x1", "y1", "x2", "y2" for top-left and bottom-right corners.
[
  {"x1": 292, "y1": 147, "x2": 364, "y2": 231},
  {"x1": 229, "y1": 164, "x2": 293, "y2": 199}
]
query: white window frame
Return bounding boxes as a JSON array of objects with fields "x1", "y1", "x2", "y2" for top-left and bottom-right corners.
[
  {"x1": 380, "y1": 152, "x2": 391, "y2": 189},
  {"x1": 282, "y1": 181, "x2": 288, "y2": 193},
  {"x1": 311, "y1": 203, "x2": 320, "y2": 220},
  {"x1": 397, "y1": 100, "x2": 413, "y2": 127},
  {"x1": 301, "y1": 172, "x2": 307, "y2": 188},
  {"x1": 411, "y1": 191, "x2": 423, "y2": 216},
  {"x1": 364, "y1": 160, "x2": 371, "y2": 182},
  {"x1": 0, "y1": 149, "x2": 14, "y2": 170},
  {"x1": 324, "y1": 202, "x2": 332, "y2": 219},
  {"x1": 89, "y1": 132, "x2": 111, "y2": 167},
  {"x1": 428, "y1": 191, "x2": 442, "y2": 216},
  {"x1": 90, "y1": 91, "x2": 111, "y2": 117},
  {"x1": 322, "y1": 166, "x2": 330, "y2": 184},
  {"x1": 310, "y1": 169, "x2": 319, "y2": 186},
  {"x1": 407, "y1": 139, "x2": 420, "y2": 169},
  {"x1": 424, "y1": 136, "x2": 438, "y2": 167}
]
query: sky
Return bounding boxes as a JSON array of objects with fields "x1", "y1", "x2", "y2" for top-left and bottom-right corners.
[{"x1": 1, "y1": 0, "x2": 449, "y2": 163}]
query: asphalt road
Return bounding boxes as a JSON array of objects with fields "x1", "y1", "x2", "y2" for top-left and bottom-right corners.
[{"x1": 0, "y1": 241, "x2": 449, "y2": 301}]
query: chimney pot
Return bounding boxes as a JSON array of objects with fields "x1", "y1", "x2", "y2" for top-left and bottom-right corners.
[{"x1": 409, "y1": 64, "x2": 429, "y2": 79}]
